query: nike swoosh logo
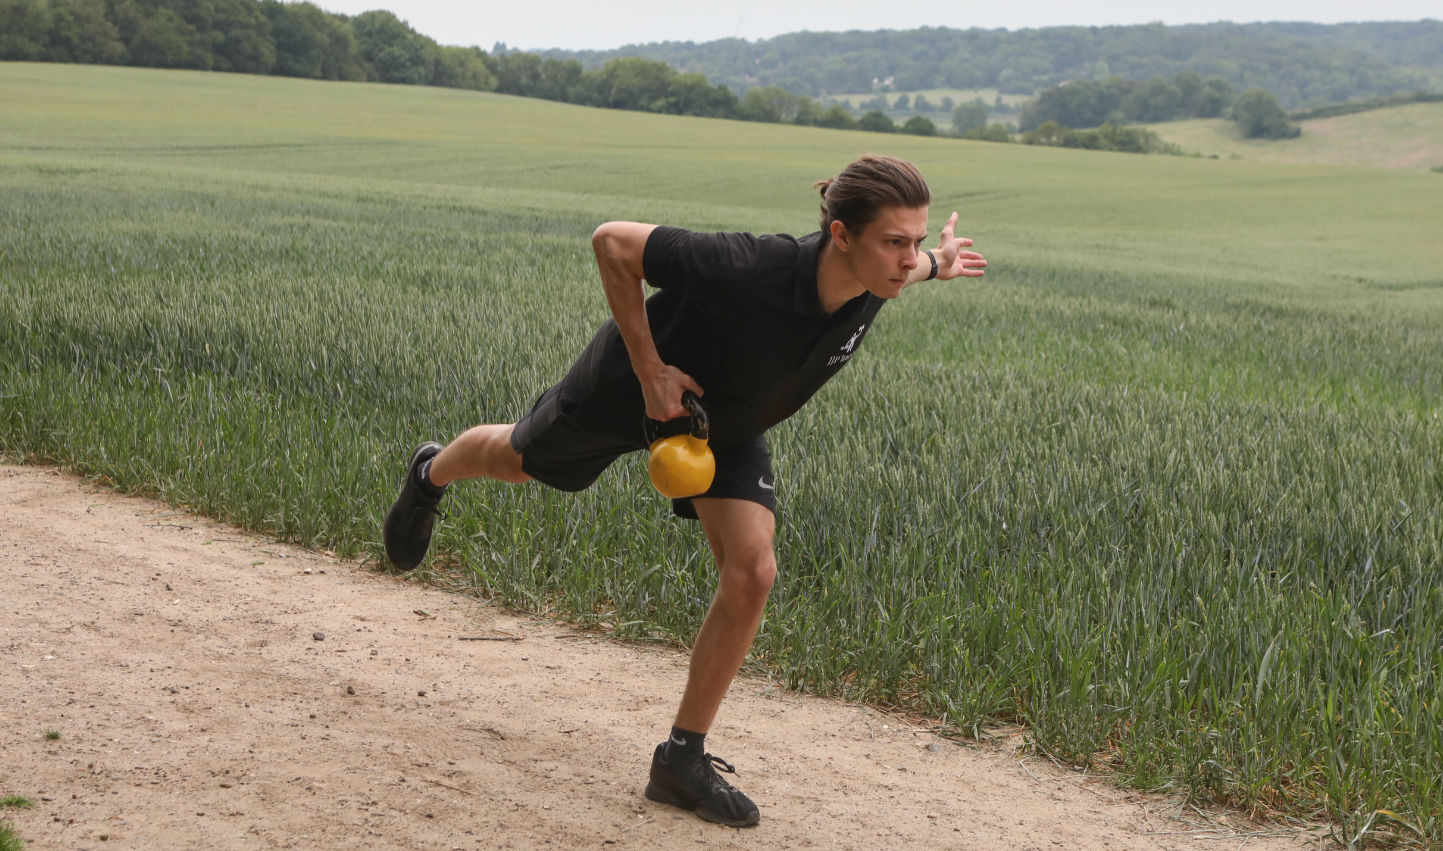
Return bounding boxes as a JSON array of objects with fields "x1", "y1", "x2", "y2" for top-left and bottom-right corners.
[
  {"x1": 758, "y1": 477, "x2": 774, "y2": 490},
  {"x1": 669, "y1": 734, "x2": 687, "y2": 747}
]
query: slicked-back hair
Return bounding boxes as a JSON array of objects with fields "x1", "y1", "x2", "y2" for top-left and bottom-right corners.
[{"x1": 814, "y1": 155, "x2": 931, "y2": 243}]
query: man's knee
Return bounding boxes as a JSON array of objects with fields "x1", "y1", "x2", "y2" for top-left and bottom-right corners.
[{"x1": 719, "y1": 547, "x2": 777, "y2": 611}]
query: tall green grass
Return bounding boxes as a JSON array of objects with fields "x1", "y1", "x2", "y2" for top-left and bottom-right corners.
[{"x1": 3, "y1": 63, "x2": 1441, "y2": 842}]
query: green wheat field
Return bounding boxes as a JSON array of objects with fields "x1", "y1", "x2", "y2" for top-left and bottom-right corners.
[{"x1": 3, "y1": 62, "x2": 1441, "y2": 842}]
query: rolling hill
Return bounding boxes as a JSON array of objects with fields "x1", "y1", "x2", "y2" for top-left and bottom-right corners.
[{"x1": 1146, "y1": 101, "x2": 1443, "y2": 169}]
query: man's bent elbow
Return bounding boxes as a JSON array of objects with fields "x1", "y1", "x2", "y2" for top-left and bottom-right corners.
[
  {"x1": 591, "y1": 221, "x2": 653, "y2": 270},
  {"x1": 591, "y1": 221, "x2": 627, "y2": 257}
]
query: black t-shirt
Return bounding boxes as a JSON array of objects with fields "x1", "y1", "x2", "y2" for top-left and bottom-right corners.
[{"x1": 559, "y1": 226, "x2": 886, "y2": 447}]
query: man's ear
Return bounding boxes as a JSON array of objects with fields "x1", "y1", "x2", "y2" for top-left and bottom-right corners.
[{"x1": 829, "y1": 219, "x2": 850, "y2": 250}]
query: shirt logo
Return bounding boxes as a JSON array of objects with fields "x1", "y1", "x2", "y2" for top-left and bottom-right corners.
[
  {"x1": 757, "y1": 476, "x2": 774, "y2": 491},
  {"x1": 827, "y1": 323, "x2": 868, "y2": 367}
]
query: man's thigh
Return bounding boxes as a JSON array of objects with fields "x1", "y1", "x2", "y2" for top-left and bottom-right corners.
[{"x1": 510, "y1": 383, "x2": 639, "y2": 492}]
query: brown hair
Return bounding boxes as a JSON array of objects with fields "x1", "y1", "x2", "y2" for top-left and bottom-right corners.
[{"x1": 815, "y1": 154, "x2": 930, "y2": 242}]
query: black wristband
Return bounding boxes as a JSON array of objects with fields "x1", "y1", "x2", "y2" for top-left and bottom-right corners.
[{"x1": 924, "y1": 249, "x2": 938, "y2": 281}]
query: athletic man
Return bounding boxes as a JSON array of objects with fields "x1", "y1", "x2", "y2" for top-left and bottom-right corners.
[{"x1": 383, "y1": 154, "x2": 987, "y2": 827}]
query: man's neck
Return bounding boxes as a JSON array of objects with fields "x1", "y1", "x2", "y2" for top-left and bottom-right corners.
[{"x1": 816, "y1": 240, "x2": 864, "y2": 314}]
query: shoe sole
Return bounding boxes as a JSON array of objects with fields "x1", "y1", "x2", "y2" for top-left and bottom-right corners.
[{"x1": 644, "y1": 781, "x2": 760, "y2": 828}]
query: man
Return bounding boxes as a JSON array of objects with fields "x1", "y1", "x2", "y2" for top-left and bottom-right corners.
[{"x1": 383, "y1": 154, "x2": 987, "y2": 827}]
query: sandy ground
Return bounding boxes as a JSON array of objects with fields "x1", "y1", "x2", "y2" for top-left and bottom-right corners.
[{"x1": 0, "y1": 464, "x2": 1324, "y2": 850}]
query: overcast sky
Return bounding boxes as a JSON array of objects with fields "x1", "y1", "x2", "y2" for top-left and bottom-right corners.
[{"x1": 311, "y1": 1, "x2": 1438, "y2": 52}]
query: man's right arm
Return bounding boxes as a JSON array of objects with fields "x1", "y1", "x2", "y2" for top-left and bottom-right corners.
[{"x1": 591, "y1": 221, "x2": 703, "y2": 422}]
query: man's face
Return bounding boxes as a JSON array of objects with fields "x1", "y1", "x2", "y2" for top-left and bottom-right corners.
[{"x1": 838, "y1": 206, "x2": 929, "y2": 299}]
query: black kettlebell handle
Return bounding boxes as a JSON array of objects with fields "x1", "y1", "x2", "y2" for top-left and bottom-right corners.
[
  {"x1": 681, "y1": 391, "x2": 709, "y2": 439},
  {"x1": 644, "y1": 390, "x2": 709, "y2": 444}
]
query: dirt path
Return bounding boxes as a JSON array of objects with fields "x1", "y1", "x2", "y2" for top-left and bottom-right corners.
[{"x1": 1, "y1": 465, "x2": 1318, "y2": 850}]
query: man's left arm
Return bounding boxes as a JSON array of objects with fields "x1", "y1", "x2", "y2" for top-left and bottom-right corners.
[{"x1": 906, "y1": 211, "x2": 988, "y2": 286}]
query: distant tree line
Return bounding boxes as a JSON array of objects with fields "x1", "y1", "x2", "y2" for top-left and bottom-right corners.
[
  {"x1": 545, "y1": 21, "x2": 1443, "y2": 109},
  {"x1": 0, "y1": 0, "x2": 501, "y2": 87},
  {"x1": 1287, "y1": 91, "x2": 1443, "y2": 121},
  {"x1": 1019, "y1": 122, "x2": 1182, "y2": 154},
  {"x1": 0, "y1": 0, "x2": 949, "y2": 135},
  {"x1": 0, "y1": 0, "x2": 1276, "y2": 154},
  {"x1": 1019, "y1": 72, "x2": 1235, "y2": 129},
  {"x1": 1019, "y1": 72, "x2": 1300, "y2": 139}
]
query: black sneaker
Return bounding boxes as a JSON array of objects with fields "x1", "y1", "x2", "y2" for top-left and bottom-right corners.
[
  {"x1": 644, "y1": 743, "x2": 760, "y2": 827},
  {"x1": 382, "y1": 442, "x2": 446, "y2": 570}
]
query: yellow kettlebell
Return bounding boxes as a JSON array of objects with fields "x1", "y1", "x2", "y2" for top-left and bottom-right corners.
[{"x1": 645, "y1": 391, "x2": 715, "y2": 499}]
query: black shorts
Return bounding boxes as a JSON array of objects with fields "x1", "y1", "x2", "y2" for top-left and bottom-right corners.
[{"x1": 509, "y1": 382, "x2": 776, "y2": 519}]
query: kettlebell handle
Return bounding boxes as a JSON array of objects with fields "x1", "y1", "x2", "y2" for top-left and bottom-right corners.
[
  {"x1": 644, "y1": 391, "x2": 709, "y2": 444},
  {"x1": 681, "y1": 391, "x2": 709, "y2": 440}
]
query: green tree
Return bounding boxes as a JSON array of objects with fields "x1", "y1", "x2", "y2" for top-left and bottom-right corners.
[
  {"x1": 969, "y1": 122, "x2": 1013, "y2": 142},
  {"x1": 792, "y1": 96, "x2": 822, "y2": 125},
  {"x1": 740, "y1": 85, "x2": 801, "y2": 122},
  {"x1": 816, "y1": 104, "x2": 856, "y2": 129},
  {"x1": 1122, "y1": 78, "x2": 1182, "y2": 121},
  {"x1": 952, "y1": 100, "x2": 988, "y2": 134},
  {"x1": 535, "y1": 57, "x2": 584, "y2": 102},
  {"x1": 46, "y1": 0, "x2": 125, "y2": 63},
  {"x1": 902, "y1": 115, "x2": 937, "y2": 135},
  {"x1": 1021, "y1": 120, "x2": 1065, "y2": 145},
  {"x1": 352, "y1": 10, "x2": 428, "y2": 84},
  {"x1": 0, "y1": 0, "x2": 51, "y2": 60},
  {"x1": 263, "y1": 2, "x2": 364, "y2": 80},
  {"x1": 1173, "y1": 70, "x2": 1204, "y2": 112},
  {"x1": 203, "y1": 0, "x2": 275, "y2": 74},
  {"x1": 858, "y1": 110, "x2": 895, "y2": 132},
  {"x1": 264, "y1": 0, "x2": 324, "y2": 77},
  {"x1": 593, "y1": 57, "x2": 676, "y2": 111},
  {"x1": 491, "y1": 51, "x2": 543, "y2": 95},
  {"x1": 127, "y1": 6, "x2": 199, "y2": 68},
  {"x1": 893, "y1": 93, "x2": 910, "y2": 110},
  {"x1": 1194, "y1": 78, "x2": 1234, "y2": 117},
  {"x1": 433, "y1": 45, "x2": 495, "y2": 91},
  {"x1": 913, "y1": 93, "x2": 934, "y2": 112},
  {"x1": 1232, "y1": 88, "x2": 1299, "y2": 138},
  {"x1": 669, "y1": 72, "x2": 738, "y2": 118}
]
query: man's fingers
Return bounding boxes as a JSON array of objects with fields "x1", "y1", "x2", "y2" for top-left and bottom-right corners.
[
  {"x1": 945, "y1": 251, "x2": 988, "y2": 280},
  {"x1": 939, "y1": 211, "x2": 958, "y2": 240}
]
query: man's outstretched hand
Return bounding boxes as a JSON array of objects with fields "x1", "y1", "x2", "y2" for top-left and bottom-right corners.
[{"x1": 932, "y1": 212, "x2": 987, "y2": 280}]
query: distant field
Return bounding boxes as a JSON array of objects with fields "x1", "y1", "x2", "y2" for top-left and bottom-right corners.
[
  {"x1": 1147, "y1": 101, "x2": 1443, "y2": 169},
  {"x1": 3, "y1": 62, "x2": 1441, "y2": 841}
]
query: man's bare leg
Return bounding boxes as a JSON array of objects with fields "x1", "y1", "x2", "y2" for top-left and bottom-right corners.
[
  {"x1": 676, "y1": 497, "x2": 777, "y2": 733},
  {"x1": 428, "y1": 423, "x2": 530, "y2": 486},
  {"x1": 642, "y1": 496, "x2": 772, "y2": 827},
  {"x1": 383, "y1": 424, "x2": 529, "y2": 570}
]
